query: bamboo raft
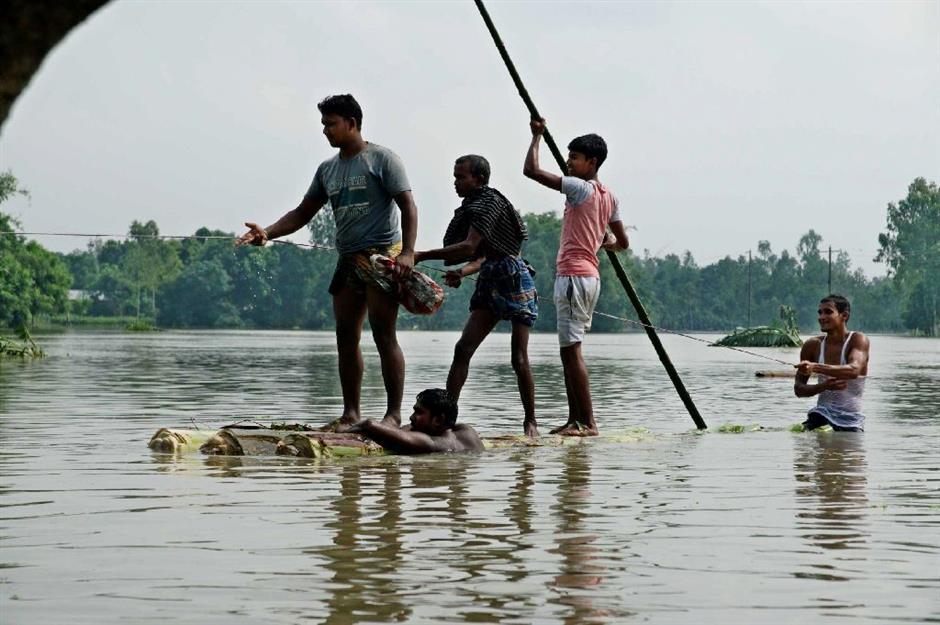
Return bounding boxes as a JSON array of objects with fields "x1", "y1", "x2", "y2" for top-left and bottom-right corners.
[{"x1": 148, "y1": 425, "x2": 655, "y2": 458}]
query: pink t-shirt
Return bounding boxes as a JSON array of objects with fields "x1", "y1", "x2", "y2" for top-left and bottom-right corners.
[{"x1": 556, "y1": 177, "x2": 621, "y2": 277}]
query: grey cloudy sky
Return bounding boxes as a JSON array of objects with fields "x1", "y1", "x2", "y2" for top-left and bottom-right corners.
[{"x1": 2, "y1": 0, "x2": 937, "y2": 277}]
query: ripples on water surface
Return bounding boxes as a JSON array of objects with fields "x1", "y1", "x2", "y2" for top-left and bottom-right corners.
[{"x1": 1, "y1": 330, "x2": 938, "y2": 624}]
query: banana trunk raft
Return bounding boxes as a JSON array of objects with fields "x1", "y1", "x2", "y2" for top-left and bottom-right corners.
[{"x1": 148, "y1": 425, "x2": 654, "y2": 458}]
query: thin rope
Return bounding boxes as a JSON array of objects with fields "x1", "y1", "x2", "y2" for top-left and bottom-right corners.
[
  {"x1": 417, "y1": 261, "x2": 794, "y2": 366},
  {"x1": 4, "y1": 230, "x2": 237, "y2": 241},
  {"x1": 3, "y1": 228, "x2": 798, "y2": 366},
  {"x1": 0, "y1": 229, "x2": 338, "y2": 252},
  {"x1": 591, "y1": 311, "x2": 794, "y2": 366}
]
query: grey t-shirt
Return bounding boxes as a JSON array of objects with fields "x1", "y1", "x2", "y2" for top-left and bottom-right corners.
[{"x1": 306, "y1": 143, "x2": 411, "y2": 254}]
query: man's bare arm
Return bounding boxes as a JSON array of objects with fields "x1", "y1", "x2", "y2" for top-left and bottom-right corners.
[
  {"x1": 415, "y1": 227, "x2": 484, "y2": 265},
  {"x1": 443, "y1": 256, "x2": 485, "y2": 288},
  {"x1": 796, "y1": 333, "x2": 869, "y2": 381},
  {"x1": 523, "y1": 119, "x2": 562, "y2": 191},
  {"x1": 349, "y1": 419, "x2": 450, "y2": 454},
  {"x1": 393, "y1": 190, "x2": 418, "y2": 279},
  {"x1": 794, "y1": 338, "x2": 848, "y2": 397},
  {"x1": 238, "y1": 194, "x2": 326, "y2": 246},
  {"x1": 603, "y1": 221, "x2": 630, "y2": 251}
]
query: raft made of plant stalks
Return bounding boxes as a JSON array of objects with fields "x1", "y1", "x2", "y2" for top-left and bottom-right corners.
[{"x1": 148, "y1": 425, "x2": 656, "y2": 458}]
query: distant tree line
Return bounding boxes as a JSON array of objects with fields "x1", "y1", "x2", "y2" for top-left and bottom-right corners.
[{"x1": 2, "y1": 173, "x2": 937, "y2": 336}]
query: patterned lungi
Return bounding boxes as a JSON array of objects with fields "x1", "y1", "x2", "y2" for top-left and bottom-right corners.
[
  {"x1": 328, "y1": 242, "x2": 403, "y2": 296},
  {"x1": 469, "y1": 256, "x2": 538, "y2": 327}
]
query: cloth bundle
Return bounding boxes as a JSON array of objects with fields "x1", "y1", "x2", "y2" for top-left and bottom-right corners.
[{"x1": 370, "y1": 254, "x2": 444, "y2": 315}]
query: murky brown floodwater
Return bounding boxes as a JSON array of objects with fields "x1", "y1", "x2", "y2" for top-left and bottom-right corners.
[{"x1": 1, "y1": 330, "x2": 937, "y2": 624}]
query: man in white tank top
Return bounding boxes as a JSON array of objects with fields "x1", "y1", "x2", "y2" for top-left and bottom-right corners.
[{"x1": 794, "y1": 295, "x2": 870, "y2": 432}]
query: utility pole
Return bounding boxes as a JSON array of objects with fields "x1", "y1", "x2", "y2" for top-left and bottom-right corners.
[
  {"x1": 828, "y1": 245, "x2": 832, "y2": 294},
  {"x1": 747, "y1": 250, "x2": 752, "y2": 328}
]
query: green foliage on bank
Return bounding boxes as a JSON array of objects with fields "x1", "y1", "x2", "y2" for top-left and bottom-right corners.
[
  {"x1": 877, "y1": 177, "x2": 940, "y2": 336},
  {"x1": 0, "y1": 171, "x2": 71, "y2": 328}
]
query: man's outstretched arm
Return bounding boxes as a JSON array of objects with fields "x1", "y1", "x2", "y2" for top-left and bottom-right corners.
[
  {"x1": 238, "y1": 194, "x2": 326, "y2": 246},
  {"x1": 347, "y1": 419, "x2": 449, "y2": 454},
  {"x1": 415, "y1": 227, "x2": 484, "y2": 265},
  {"x1": 523, "y1": 118, "x2": 562, "y2": 191}
]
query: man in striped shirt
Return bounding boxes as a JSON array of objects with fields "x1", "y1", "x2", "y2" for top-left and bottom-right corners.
[{"x1": 415, "y1": 155, "x2": 540, "y2": 438}]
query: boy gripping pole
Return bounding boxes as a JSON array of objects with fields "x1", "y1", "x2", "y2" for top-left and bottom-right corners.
[{"x1": 524, "y1": 119, "x2": 629, "y2": 436}]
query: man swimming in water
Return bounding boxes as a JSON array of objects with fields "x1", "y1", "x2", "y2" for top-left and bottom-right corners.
[
  {"x1": 794, "y1": 295, "x2": 870, "y2": 432},
  {"x1": 346, "y1": 388, "x2": 484, "y2": 454}
]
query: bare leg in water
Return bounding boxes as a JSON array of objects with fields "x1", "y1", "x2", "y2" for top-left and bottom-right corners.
[
  {"x1": 366, "y1": 283, "x2": 404, "y2": 426},
  {"x1": 447, "y1": 309, "x2": 539, "y2": 438},
  {"x1": 330, "y1": 284, "x2": 404, "y2": 429},
  {"x1": 332, "y1": 285, "x2": 367, "y2": 427},
  {"x1": 510, "y1": 320, "x2": 539, "y2": 437},
  {"x1": 550, "y1": 342, "x2": 598, "y2": 436}
]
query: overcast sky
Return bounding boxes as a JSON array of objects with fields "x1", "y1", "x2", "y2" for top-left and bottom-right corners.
[{"x1": 1, "y1": 0, "x2": 937, "y2": 277}]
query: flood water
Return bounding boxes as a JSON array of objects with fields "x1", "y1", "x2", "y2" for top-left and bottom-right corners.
[{"x1": 1, "y1": 330, "x2": 938, "y2": 624}]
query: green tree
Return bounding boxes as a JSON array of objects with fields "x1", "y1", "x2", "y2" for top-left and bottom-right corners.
[
  {"x1": 61, "y1": 244, "x2": 99, "y2": 290},
  {"x1": 877, "y1": 177, "x2": 940, "y2": 335},
  {"x1": 0, "y1": 171, "x2": 70, "y2": 327},
  {"x1": 122, "y1": 220, "x2": 182, "y2": 319},
  {"x1": 308, "y1": 206, "x2": 336, "y2": 248},
  {"x1": 158, "y1": 259, "x2": 239, "y2": 327}
]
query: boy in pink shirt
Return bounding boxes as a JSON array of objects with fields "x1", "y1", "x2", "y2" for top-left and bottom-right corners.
[{"x1": 523, "y1": 119, "x2": 629, "y2": 436}]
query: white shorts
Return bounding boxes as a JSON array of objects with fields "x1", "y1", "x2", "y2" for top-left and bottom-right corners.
[{"x1": 554, "y1": 275, "x2": 601, "y2": 347}]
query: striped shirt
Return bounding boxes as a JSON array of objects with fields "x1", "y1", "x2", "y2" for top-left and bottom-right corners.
[{"x1": 442, "y1": 186, "x2": 527, "y2": 262}]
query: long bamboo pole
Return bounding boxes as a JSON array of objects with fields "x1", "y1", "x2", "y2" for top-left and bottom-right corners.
[{"x1": 473, "y1": 0, "x2": 707, "y2": 430}]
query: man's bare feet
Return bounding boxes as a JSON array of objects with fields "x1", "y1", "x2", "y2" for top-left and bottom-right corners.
[
  {"x1": 381, "y1": 413, "x2": 401, "y2": 427},
  {"x1": 549, "y1": 422, "x2": 599, "y2": 437},
  {"x1": 549, "y1": 421, "x2": 575, "y2": 435},
  {"x1": 319, "y1": 414, "x2": 359, "y2": 432},
  {"x1": 523, "y1": 420, "x2": 539, "y2": 439}
]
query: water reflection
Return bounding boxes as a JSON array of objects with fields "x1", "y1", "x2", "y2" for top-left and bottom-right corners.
[
  {"x1": 314, "y1": 462, "x2": 409, "y2": 625},
  {"x1": 3, "y1": 332, "x2": 937, "y2": 625},
  {"x1": 506, "y1": 451, "x2": 535, "y2": 537},
  {"x1": 793, "y1": 433, "x2": 869, "y2": 580},
  {"x1": 407, "y1": 455, "x2": 531, "y2": 622},
  {"x1": 548, "y1": 446, "x2": 610, "y2": 625}
]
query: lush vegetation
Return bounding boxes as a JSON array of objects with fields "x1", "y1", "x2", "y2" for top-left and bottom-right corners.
[
  {"x1": 877, "y1": 177, "x2": 940, "y2": 336},
  {"x1": 0, "y1": 171, "x2": 71, "y2": 328},
  {"x1": 712, "y1": 306, "x2": 802, "y2": 348},
  {"x1": 2, "y1": 175, "x2": 937, "y2": 336}
]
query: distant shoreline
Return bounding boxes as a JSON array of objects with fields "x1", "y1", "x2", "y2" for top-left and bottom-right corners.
[{"x1": 13, "y1": 320, "x2": 925, "y2": 339}]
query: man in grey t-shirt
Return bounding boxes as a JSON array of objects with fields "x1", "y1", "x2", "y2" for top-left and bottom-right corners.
[{"x1": 239, "y1": 94, "x2": 418, "y2": 430}]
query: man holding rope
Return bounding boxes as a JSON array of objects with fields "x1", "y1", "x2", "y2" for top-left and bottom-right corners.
[
  {"x1": 794, "y1": 295, "x2": 869, "y2": 432},
  {"x1": 238, "y1": 94, "x2": 418, "y2": 431}
]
